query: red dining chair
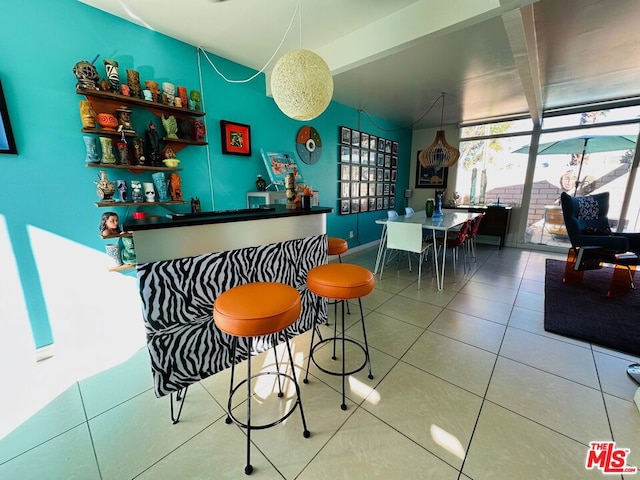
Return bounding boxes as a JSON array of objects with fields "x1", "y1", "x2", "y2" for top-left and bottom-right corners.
[
  {"x1": 466, "y1": 214, "x2": 484, "y2": 263},
  {"x1": 436, "y1": 219, "x2": 473, "y2": 275}
]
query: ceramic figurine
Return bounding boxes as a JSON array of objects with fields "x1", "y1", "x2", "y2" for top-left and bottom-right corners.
[
  {"x1": 132, "y1": 137, "x2": 145, "y2": 165},
  {"x1": 174, "y1": 97, "x2": 182, "y2": 108},
  {"x1": 144, "y1": 121, "x2": 162, "y2": 166},
  {"x1": 79, "y1": 100, "x2": 97, "y2": 129},
  {"x1": 115, "y1": 107, "x2": 136, "y2": 134},
  {"x1": 191, "y1": 196, "x2": 201, "y2": 213},
  {"x1": 116, "y1": 179, "x2": 128, "y2": 202},
  {"x1": 131, "y1": 180, "x2": 144, "y2": 202},
  {"x1": 116, "y1": 134, "x2": 129, "y2": 165},
  {"x1": 96, "y1": 113, "x2": 118, "y2": 131},
  {"x1": 177, "y1": 86, "x2": 188, "y2": 109},
  {"x1": 105, "y1": 243, "x2": 122, "y2": 267},
  {"x1": 126, "y1": 69, "x2": 143, "y2": 98},
  {"x1": 120, "y1": 236, "x2": 136, "y2": 265},
  {"x1": 121, "y1": 84, "x2": 131, "y2": 96},
  {"x1": 168, "y1": 173, "x2": 182, "y2": 201},
  {"x1": 73, "y1": 59, "x2": 100, "y2": 90},
  {"x1": 143, "y1": 89, "x2": 153, "y2": 101},
  {"x1": 194, "y1": 119, "x2": 206, "y2": 143},
  {"x1": 143, "y1": 182, "x2": 156, "y2": 202},
  {"x1": 83, "y1": 136, "x2": 99, "y2": 164},
  {"x1": 189, "y1": 89, "x2": 201, "y2": 110},
  {"x1": 161, "y1": 114, "x2": 178, "y2": 139},
  {"x1": 99, "y1": 79, "x2": 110, "y2": 92},
  {"x1": 162, "y1": 82, "x2": 175, "y2": 105},
  {"x1": 98, "y1": 137, "x2": 116, "y2": 164},
  {"x1": 144, "y1": 80, "x2": 160, "y2": 102},
  {"x1": 177, "y1": 118, "x2": 191, "y2": 139},
  {"x1": 255, "y1": 174, "x2": 267, "y2": 191},
  {"x1": 95, "y1": 170, "x2": 115, "y2": 202},
  {"x1": 151, "y1": 172, "x2": 168, "y2": 201},
  {"x1": 99, "y1": 211, "x2": 121, "y2": 237}
]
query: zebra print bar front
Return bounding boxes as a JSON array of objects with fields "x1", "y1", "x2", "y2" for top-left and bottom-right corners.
[{"x1": 137, "y1": 234, "x2": 328, "y2": 397}]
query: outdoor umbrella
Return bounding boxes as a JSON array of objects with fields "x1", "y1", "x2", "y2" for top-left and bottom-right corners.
[{"x1": 513, "y1": 134, "x2": 637, "y2": 195}]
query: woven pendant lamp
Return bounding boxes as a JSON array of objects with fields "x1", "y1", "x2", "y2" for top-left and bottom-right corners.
[
  {"x1": 418, "y1": 93, "x2": 460, "y2": 168},
  {"x1": 271, "y1": 49, "x2": 334, "y2": 121}
]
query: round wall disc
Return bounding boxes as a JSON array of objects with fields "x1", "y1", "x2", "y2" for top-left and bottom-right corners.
[{"x1": 296, "y1": 126, "x2": 322, "y2": 164}]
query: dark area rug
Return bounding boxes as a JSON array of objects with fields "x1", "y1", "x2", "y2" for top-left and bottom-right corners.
[{"x1": 544, "y1": 259, "x2": 640, "y2": 357}]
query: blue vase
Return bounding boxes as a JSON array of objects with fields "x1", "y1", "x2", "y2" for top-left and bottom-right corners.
[{"x1": 433, "y1": 193, "x2": 444, "y2": 218}]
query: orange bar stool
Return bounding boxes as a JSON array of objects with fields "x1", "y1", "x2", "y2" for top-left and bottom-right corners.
[
  {"x1": 213, "y1": 282, "x2": 310, "y2": 475},
  {"x1": 327, "y1": 236, "x2": 351, "y2": 316},
  {"x1": 304, "y1": 263, "x2": 375, "y2": 410},
  {"x1": 328, "y1": 236, "x2": 348, "y2": 262}
]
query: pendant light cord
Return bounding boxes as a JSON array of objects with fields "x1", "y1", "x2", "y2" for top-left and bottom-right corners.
[
  {"x1": 359, "y1": 92, "x2": 446, "y2": 132},
  {"x1": 197, "y1": 0, "x2": 302, "y2": 84}
]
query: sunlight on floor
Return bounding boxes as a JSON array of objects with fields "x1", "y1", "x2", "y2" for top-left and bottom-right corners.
[
  {"x1": 430, "y1": 424, "x2": 466, "y2": 460},
  {"x1": 0, "y1": 223, "x2": 146, "y2": 440}
]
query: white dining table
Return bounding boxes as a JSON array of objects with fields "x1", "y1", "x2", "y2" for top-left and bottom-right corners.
[{"x1": 374, "y1": 209, "x2": 480, "y2": 290}]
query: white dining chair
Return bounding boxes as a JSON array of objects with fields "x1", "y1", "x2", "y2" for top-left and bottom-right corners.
[{"x1": 380, "y1": 221, "x2": 433, "y2": 289}]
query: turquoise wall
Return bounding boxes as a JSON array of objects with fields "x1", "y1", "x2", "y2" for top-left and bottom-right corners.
[{"x1": 0, "y1": 0, "x2": 411, "y2": 349}]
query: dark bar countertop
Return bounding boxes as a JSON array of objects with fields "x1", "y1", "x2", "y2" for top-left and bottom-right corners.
[{"x1": 124, "y1": 204, "x2": 334, "y2": 232}]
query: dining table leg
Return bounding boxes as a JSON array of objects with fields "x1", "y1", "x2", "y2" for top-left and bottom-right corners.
[{"x1": 374, "y1": 224, "x2": 387, "y2": 274}]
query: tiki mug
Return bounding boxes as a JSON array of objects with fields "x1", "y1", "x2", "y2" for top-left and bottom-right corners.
[
  {"x1": 103, "y1": 59, "x2": 119, "y2": 93},
  {"x1": 126, "y1": 69, "x2": 143, "y2": 98},
  {"x1": 79, "y1": 100, "x2": 97, "y2": 129},
  {"x1": 83, "y1": 136, "x2": 99, "y2": 164},
  {"x1": 151, "y1": 172, "x2": 168, "y2": 202},
  {"x1": 99, "y1": 137, "x2": 117, "y2": 164}
]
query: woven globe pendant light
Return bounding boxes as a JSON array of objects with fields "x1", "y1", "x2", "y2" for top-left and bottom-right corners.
[
  {"x1": 418, "y1": 93, "x2": 460, "y2": 168},
  {"x1": 271, "y1": 49, "x2": 334, "y2": 121}
]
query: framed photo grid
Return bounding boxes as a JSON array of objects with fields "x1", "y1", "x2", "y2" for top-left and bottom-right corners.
[{"x1": 338, "y1": 126, "x2": 398, "y2": 215}]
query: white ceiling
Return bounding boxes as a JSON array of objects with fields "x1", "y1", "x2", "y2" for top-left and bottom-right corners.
[{"x1": 79, "y1": 0, "x2": 640, "y2": 129}]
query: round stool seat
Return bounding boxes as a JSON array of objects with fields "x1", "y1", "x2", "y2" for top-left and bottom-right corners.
[
  {"x1": 307, "y1": 264, "x2": 375, "y2": 300},
  {"x1": 214, "y1": 282, "x2": 301, "y2": 337},
  {"x1": 328, "y1": 237, "x2": 348, "y2": 256}
]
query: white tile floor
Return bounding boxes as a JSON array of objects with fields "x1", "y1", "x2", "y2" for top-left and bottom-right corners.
[{"x1": 1, "y1": 244, "x2": 639, "y2": 479}]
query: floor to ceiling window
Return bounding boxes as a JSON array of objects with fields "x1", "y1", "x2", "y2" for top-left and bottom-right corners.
[{"x1": 457, "y1": 104, "x2": 640, "y2": 249}]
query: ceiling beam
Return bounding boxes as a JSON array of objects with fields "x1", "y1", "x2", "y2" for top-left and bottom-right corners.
[{"x1": 502, "y1": 3, "x2": 544, "y2": 126}]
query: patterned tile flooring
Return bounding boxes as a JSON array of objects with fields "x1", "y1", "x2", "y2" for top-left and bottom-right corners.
[{"x1": 1, "y1": 244, "x2": 639, "y2": 479}]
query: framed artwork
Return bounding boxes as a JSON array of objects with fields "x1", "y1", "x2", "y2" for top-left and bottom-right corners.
[
  {"x1": 351, "y1": 182, "x2": 360, "y2": 198},
  {"x1": 376, "y1": 197, "x2": 383, "y2": 210},
  {"x1": 340, "y1": 182, "x2": 350, "y2": 198},
  {"x1": 340, "y1": 126, "x2": 351, "y2": 144},
  {"x1": 360, "y1": 183, "x2": 368, "y2": 197},
  {"x1": 351, "y1": 199, "x2": 360, "y2": 213},
  {"x1": 351, "y1": 148, "x2": 360, "y2": 163},
  {"x1": 261, "y1": 149, "x2": 304, "y2": 187},
  {"x1": 340, "y1": 199, "x2": 350, "y2": 214},
  {"x1": 360, "y1": 166, "x2": 369, "y2": 181},
  {"x1": 0, "y1": 80, "x2": 17, "y2": 155},
  {"x1": 377, "y1": 153, "x2": 384, "y2": 166},
  {"x1": 415, "y1": 151, "x2": 449, "y2": 188},
  {"x1": 361, "y1": 133, "x2": 369, "y2": 150},
  {"x1": 220, "y1": 120, "x2": 251, "y2": 156},
  {"x1": 368, "y1": 168, "x2": 376, "y2": 181},
  {"x1": 369, "y1": 151, "x2": 376, "y2": 165},
  {"x1": 360, "y1": 198, "x2": 369, "y2": 212},
  {"x1": 384, "y1": 169, "x2": 390, "y2": 181},
  {"x1": 340, "y1": 146, "x2": 350, "y2": 162},
  {"x1": 340, "y1": 164, "x2": 350, "y2": 181},
  {"x1": 392, "y1": 141, "x2": 399, "y2": 154},
  {"x1": 390, "y1": 197, "x2": 395, "y2": 208},
  {"x1": 360, "y1": 149, "x2": 368, "y2": 164},
  {"x1": 351, "y1": 165, "x2": 360, "y2": 181},
  {"x1": 351, "y1": 129, "x2": 360, "y2": 147},
  {"x1": 369, "y1": 135, "x2": 377, "y2": 151},
  {"x1": 377, "y1": 137, "x2": 385, "y2": 152},
  {"x1": 368, "y1": 197, "x2": 376, "y2": 211}
]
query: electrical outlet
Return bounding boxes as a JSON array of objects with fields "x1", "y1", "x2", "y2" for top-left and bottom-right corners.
[{"x1": 349, "y1": 230, "x2": 354, "y2": 239}]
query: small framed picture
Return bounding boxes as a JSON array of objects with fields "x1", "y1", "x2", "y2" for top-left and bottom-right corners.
[
  {"x1": 376, "y1": 183, "x2": 383, "y2": 196},
  {"x1": 368, "y1": 197, "x2": 376, "y2": 211},
  {"x1": 340, "y1": 164, "x2": 350, "y2": 181},
  {"x1": 360, "y1": 198, "x2": 369, "y2": 212},
  {"x1": 392, "y1": 141, "x2": 399, "y2": 154},
  {"x1": 340, "y1": 126, "x2": 351, "y2": 144},
  {"x1": 369, "y1": 135, "x2": 377, "y2": 151},
  {"x1": 360, "y1": 183, "x2": 368, "y2": 197},
  {"x1": 377, "y1": 137, "x2": 385, "y2": 152},
  {"x1": 351, "y1": 148, "x2": 360, "y2": 164},
  {"x1": 369, "y1": 151, "x2": 376, "y2": 165},
  {"x1": 340, "y1": 145, "x2": 350, "y2": 162},
  {"x1": 385, "y1": 139, "x2": 392, "y2": 153},
  {"x1": 368, "y1": 168, "x2": 376, "y2": 181},
  {"x1": 361, "y1": 132, "x2": 369, "y2": 150},
  {"x1": 390, "y1": 184, "x2": 396, "y2": 196},
  {"x1": 340, "y1": 199, "x2": 350, "y2": 214},
  {"x1": 376, "y1": 168, "x2": 383, "y2": 181},
  {"x1": 360, "y1": 166, "x2": 369, "y2": 181},
  {"x1": 384, "y1": 183, "x2": 390, "y2": 195},
  {"x1": 384, "y1": 155, "x2": 391, "y2": 168},
  {"x1": 220, "y1": 120, "x2": 251, "y2": 156},
  {"x1": 391, "y1": 156, "x2": 398, "y2": 168},
  {"x1": 351, "y1": 182, "x2": 360, "y2": 198},
  {"x1": 391, "y1": 170, "x2": 397, "y2": 182},
  {"x1": 340, "y1": 182, "x2": 350, "y2": 198},
  {"x1": 383, "y1": 197, "x2": 389, "y2": 209},
  {"x1": 351, "y1": 165, "x2": 360, "y2": 181},
  {"x1": 390, "y1": 197, "x2": 395, "y2": 208},
  {"x1": 377, "y1": 153, "x2": 384, "y2": 166},
  {"x1": 360, "y1": 149, "x2": 368, "y2": 164},
  {"x1": 351, "y1": 198, "x2": 360, "y2": 213},
  {"x1": 376, "y1": 197, "x2": 383, "y2": 210},
  {"x1": 351, "y1": 130, "x2": 360, "y2": 147},
  {"x1": 384, "y1": 169, "x2": 390, "y2": 181}
]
